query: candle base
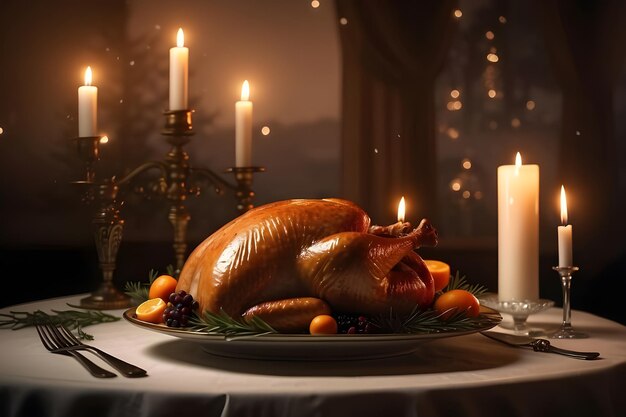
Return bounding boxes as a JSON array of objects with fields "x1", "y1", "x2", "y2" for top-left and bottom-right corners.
[
  {"x1": 72, "y1": 180, "x2": 132, "y2": 310},
  {"x1": 162, "y1": 109, "x2": 194, "y2": 139},
  {"x1": 550, "y1": 266, "x2": 588, "y2": 339},
  {"x1": 226, "y1": 166, "x2": 266, "y2": 214},
  {"x1": 72, "y1": 136, "x2": 102, "y2": 183}
]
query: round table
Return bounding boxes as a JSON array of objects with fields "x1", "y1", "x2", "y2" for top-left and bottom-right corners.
[{"x1": 1, "y1": 295, "x2": 625, "y2": 417}]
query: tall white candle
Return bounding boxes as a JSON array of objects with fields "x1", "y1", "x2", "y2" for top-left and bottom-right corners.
[
  {"x1": 235, "y1": 80, "x2": 253, "y2": 166},
  {"x1": 497, "y1": 152, "x2": 539, "y2": 301},
  {"x1": 169, "y1": 28, "x2": 189, "y2": 110},
  {"x1": 78, "y1": 66, "x2": 97, "y2": 137},
  {"x1": 558, "y1": 185, "x2": 573, "y2": 266}
]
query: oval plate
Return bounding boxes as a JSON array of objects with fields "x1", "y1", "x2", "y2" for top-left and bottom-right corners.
[{"x1": 123, "y1": 307, "x2": 501, "y2": 361}]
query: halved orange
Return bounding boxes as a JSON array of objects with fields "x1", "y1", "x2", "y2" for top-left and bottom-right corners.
[
  {"x1": 424, "y1": 259, "x2": 451, "y2": 292},
  {"x1": 136, "y1": 298, "x2": 167, "y2": 324}
]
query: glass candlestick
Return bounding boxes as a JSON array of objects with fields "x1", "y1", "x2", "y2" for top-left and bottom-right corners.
[{"x1": 551, "y1": 266, "x2": 588, "y2": 339}]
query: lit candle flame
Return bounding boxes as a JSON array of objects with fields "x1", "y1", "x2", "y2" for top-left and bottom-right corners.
[
  {"x1": 177, "y1": 28, "x2": 184, "y2": 47},
  {"x1": 397, "y1": 197, "x2": 406, "y2": 223},
  {"x1": 514, "y1": 151, "x2": 522, "y2": 175},
  {"x1": 560, "y1": 185, "x2": 568, "y2": 225},
  {"x1": 84, "y1": 66, "x2": 92, "y2": 86},
  {"x1": 241, "y1": 80, "x2": 250, "y2": 101}
]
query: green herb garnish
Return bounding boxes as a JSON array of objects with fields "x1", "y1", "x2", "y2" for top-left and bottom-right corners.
[
  {"x1": 189, "y1": 309, "x2": 276, "y2": 338},
  {"x1": 443, "y1": 271, "x2": 488, "y2": 297},
  {"x1": 370, "y1": 306, "x2": 500, "y2": 334},
  {"x1": 0, "y1": 308, "x2": 120, "y2": 340},
  {"x1": 124, "y1": 265, "x2": 178, "y2": 305},
  {"x1": 124, "y1": 269, "x2": 159, "y2": 305}
]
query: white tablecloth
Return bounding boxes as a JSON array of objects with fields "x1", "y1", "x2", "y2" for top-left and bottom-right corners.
[{"x1": 1, "y1": 295, "x2": 625, "y2": 417}]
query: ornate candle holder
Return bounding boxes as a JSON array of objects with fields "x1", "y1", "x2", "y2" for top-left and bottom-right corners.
[
  {"x1": 226, "y1": 166, "x2": 266, "y2": 212},
  {"x1": 551, "y1": 266, "x2": 588, "y2": 339},
  {"x1": 71, "y1": 138, "x2": 135, "y2": 309},
  {"x1": 72, "y1": 109, "x2": 264, "y2": 309},
  {"x1": 79, "y1": 180, "x2": 130, "y2": 309}
]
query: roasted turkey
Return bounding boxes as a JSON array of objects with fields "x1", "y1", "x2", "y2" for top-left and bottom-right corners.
[{"x1": 176, "y1": 198, "x2": 438, "y2": 332}]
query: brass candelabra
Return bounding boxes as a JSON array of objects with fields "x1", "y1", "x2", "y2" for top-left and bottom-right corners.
[{"x1": 72, "y1": 109, "x2": 264, "y2": 310}]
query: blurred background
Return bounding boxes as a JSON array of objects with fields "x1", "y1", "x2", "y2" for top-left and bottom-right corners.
[{"x1": 1, "y1": 0, "x2": 624, "y2": 324}]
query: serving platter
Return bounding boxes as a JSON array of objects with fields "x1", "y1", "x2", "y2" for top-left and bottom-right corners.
[{"x1": 124, "y1": 306, "x2": 501, "y2": 361}]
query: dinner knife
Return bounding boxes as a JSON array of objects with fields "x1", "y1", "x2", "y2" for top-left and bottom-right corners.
[{"x1": 480, "y1": 331, "x2": 600, "y2": 360}]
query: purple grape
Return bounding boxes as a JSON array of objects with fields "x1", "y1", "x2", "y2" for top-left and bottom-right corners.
[
  {"x1": 335, "y1": 314, "x2": 375, "y2": 334},
  {"x1": 164, "y1": 291, "x2": 200, "y2": 328}
]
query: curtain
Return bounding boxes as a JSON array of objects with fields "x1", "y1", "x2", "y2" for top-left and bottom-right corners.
[
  {"x1": 536, "y1": 0, "x2": 626, "y2": 276},
  {"x1": 335, "y1": 0, "x2": 458, "y2": 224}
]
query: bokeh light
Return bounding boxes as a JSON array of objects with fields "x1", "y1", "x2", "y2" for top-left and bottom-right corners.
[
  {"x1": 487, "y1": 53, "x2": 499, "y2": 63},
  {"x1": 447, "y1": 128, "x2": 460, "y2": 139}
]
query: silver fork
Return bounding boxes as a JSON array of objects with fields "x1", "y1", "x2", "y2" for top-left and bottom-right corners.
[
  {"x1": 35, "y1": 324, "x2": 117, "y2": 378},
  {"x1": 54, "y1": 325, "x2": 147, "y2": 378}
]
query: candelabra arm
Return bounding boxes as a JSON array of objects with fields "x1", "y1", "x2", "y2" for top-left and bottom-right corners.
[
  {"x1": 117, "y1": 161, "x2": 168, "y2": 188},
  {"x1": 190, "y1": 167, "x2": 235, "y2": 194}
]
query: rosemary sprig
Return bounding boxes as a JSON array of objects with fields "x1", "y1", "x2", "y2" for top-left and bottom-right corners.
[
  {"x1": 0, "y1": 308, "x2": 120, "y2": 339},
  {"x1": 187, "y1": 305, "x2": 497, "y2": 337},
  {"x1": 124, "y1": 268, "x2": 162, "y2": 305},
  {"x1": 443, "y1": 271, "x2": 488, "y2": 297},
  {"x1": 124, "y1": 281, "x2": 151, "y2": 305},
  {"x1": 76, "y1": 324, "x2": 95, "y2": 341},
  {"x1": 165, "y1": 264, "x2": 177, "y2": 277},
  {"x1": 370, "y1": 306, "x2": 499, "y2": 334},
  {"x1": 189, "y1": 309, "x2": 276, "y2": 338}
]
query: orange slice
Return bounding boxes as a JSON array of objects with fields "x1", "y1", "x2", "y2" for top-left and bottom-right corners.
[
  {"x1": 424, "y1": 259, "x2": 451, "y2": 292},
  {"x1": 136, "y1": 298, "x2": 167, "y2": 324}
]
